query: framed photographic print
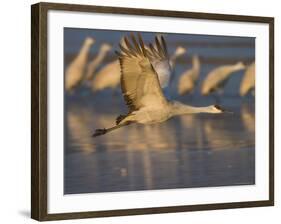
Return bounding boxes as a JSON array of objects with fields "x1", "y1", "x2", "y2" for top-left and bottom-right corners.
[{"x1": 31, "y1": 2, "x2": 274, "y2": 221}]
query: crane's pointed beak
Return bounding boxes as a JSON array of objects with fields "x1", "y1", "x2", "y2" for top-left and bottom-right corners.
[
  {"x1": 214, "y1": 105, "x2": 233, "y2": 114},
  {"x1": 222, "y1": 109, "x2": 234, "y2": 114}
]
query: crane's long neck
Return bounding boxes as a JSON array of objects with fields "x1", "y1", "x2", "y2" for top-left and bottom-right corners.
[
  {"x1": 86, "y1": 50, "x2": 109, "y2": 79},
  {"x1": 192, "y1": 57, "x2": 200, "y2": 79},
  {"x1": 76, "y1": 43, "x2": 92, "y2": 62},
  {"x1": 169, "y1": 49, "x2": 185, "y2": 69},
  {"x1": 91, "y1": 49, "x2": 108, "y2": 68},
  {"x1": 168, "y1": 49, "x2": 185, "y2": 84},
  {"x1": 170, "y1": 53, "x2": 180, "y2": 68},
  {"x1": 226, "y1": 64, "x2": 245, "y2": 74},
  {"x1": 170, "y1": 101, "x2": 214, "y2": 116}
]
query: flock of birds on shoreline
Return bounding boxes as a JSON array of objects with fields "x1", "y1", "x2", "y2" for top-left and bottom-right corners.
[{"x1": 65, "y1": 34, "x2": 255, "y2": 137}]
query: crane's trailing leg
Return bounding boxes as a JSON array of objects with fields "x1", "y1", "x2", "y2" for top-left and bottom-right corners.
[
  {"x1": 92, "y1": 119, "x2": 132, "y2": 137},
  {"x1": 92, "y1": 128, "x2": 107, "y2": 137},
  {"x1": 92, "y1": 123, "x2": 126, "y2": 137}
]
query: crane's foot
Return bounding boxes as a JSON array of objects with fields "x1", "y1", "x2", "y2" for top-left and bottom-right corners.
[{"x1": 92, "y1": 128, "x2": 107, "y2": 137}]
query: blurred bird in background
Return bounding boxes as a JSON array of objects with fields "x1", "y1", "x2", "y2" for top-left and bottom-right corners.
[
  {"x1": 84, "y1": 43, "x2": 112, "y2": 81},
  {"x1": 65, "y1": 37, "x2": 95, "y2": 92},
  {"x1": 240, "y1": 62, "x2": 255, "y2": 97},
  {"x1": 201, "y1": 61, "x2": 246, "y2": 102},
  {"x1": 177, "y1": 55, "x2": 200, "y2": 96}
]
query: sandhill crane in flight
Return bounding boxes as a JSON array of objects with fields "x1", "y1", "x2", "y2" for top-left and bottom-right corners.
[
  {"x1": 239, "y1": 62, "x2": 255, "y2": 96},
  {"x1": 84, "y1": 43, "x2": 112, "y2": 81},
  {"x1": 201, "y1": 62, "x2": 246, "y2": 101},
  {"x1": 177, "y1": 55, "x2": 200, "y2": 95},
  {"x1": 92, "y1": 34, "x2": 230, "y2": 137},
  {"x1": 65, "y1": 37, "x2": 95, "y2": 91},
  {"x1": 91, "y1": 38, "x2": 186, "y2": 93}
]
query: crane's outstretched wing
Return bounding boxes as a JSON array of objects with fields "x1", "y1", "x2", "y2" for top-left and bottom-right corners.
[
  {"x1": 145, "y1": 35, "x2": 172, "y2": 89},
  {"x1": 116, "y1": 33, "x2": 168, "y2": 112}
]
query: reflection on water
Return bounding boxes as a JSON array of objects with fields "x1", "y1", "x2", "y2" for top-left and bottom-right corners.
[{"x1": 64, "y1": 97, "x2": 255, "y2": 194}]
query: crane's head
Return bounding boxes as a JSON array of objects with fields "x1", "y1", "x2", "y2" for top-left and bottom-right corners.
[
  {"x1": 100, "y1": 43, "x2": 112, "y2": 53},
  {"x1": 234, "y1": 61, "x2": 246, "y2": 70},
  {"x1": 85, "y1": 37, "x2": 95, "y2": 46},
  {"x1": 174, "y1": 46, "x2": 187, "y2": 57},
  {"x1": 192, "y1": 55, "x2": 200, "y2": 67},
  {"x1": 210, "y1": 104, "x2": 233, "y2": 114}
]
